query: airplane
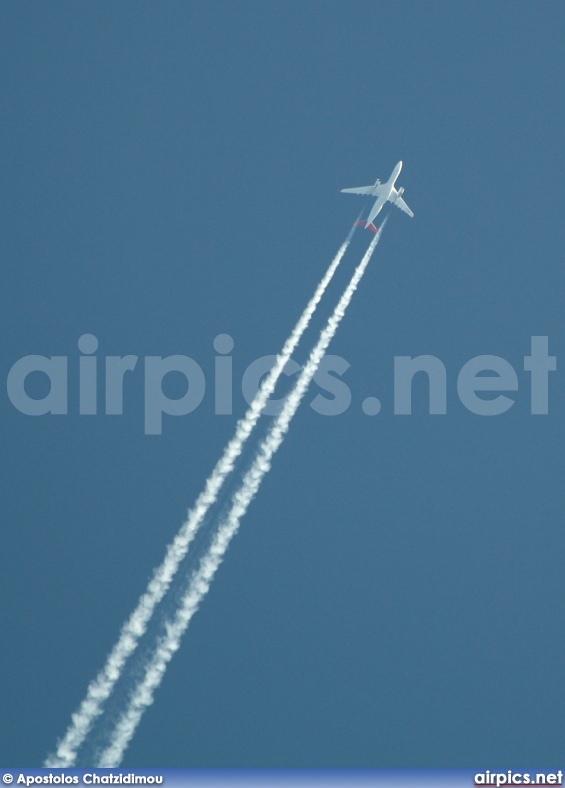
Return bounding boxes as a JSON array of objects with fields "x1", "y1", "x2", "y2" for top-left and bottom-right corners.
[{"x1": 341, "y1": 160, "x2": 414, "y2": 232}]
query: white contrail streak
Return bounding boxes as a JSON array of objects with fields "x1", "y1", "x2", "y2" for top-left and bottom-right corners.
[
  {"x1": 45, "y1": 226, "x2": 357, "y2": 768},
  {"x1": 96, "y1": 221, "x2": 386, "y2": 767}
]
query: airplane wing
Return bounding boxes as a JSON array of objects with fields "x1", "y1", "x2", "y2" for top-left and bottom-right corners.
[
  {"x1": 341, "y1": 185, "x2": 380, "y2": 196},
  {"x1": 393, "y1": 195, "x2": 414, "y2": 218}
]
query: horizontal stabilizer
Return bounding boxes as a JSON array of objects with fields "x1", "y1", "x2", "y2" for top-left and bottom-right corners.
[{"x1": 356, "y1": 220, "x2": 379, "y2": 234}]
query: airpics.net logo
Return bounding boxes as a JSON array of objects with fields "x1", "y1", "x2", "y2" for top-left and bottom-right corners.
[
  {"x1": 5, "y1": 334, "x2": 556, "y2": 435},
  {"x1": 474, "y1": 772, "x2": 563, "y2": 786}
]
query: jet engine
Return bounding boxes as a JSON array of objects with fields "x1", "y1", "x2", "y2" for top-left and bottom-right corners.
[{"x1": 397, "y1": 187, "x2": 404, "y2": 197}]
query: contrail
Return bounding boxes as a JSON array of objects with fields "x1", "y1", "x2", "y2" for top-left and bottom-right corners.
[
  {"x1": 95, "y1": 221, "x2": 386, "y2": 767},
  {"x1": 45, "y1": 225, "x2": 357, "y2": 767}
]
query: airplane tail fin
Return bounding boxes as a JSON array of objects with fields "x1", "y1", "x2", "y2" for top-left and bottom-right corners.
[{"x1": 356, "y1": 220, "x2": 379, "y2": 234}]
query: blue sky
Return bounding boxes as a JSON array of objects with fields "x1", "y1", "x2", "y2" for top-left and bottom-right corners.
[{"x1": 2, "y1": 1, "x2": 565, "y2": 767}]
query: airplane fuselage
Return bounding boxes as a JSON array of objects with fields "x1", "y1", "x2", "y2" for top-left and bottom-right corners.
[{"x1": 366, "y1": 161, "x2": 403, "y2": 225}]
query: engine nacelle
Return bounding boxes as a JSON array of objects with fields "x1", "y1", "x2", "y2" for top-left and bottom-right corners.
[{"x1": 397, "y1": 186, "x2": 404, "y2": 197}]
